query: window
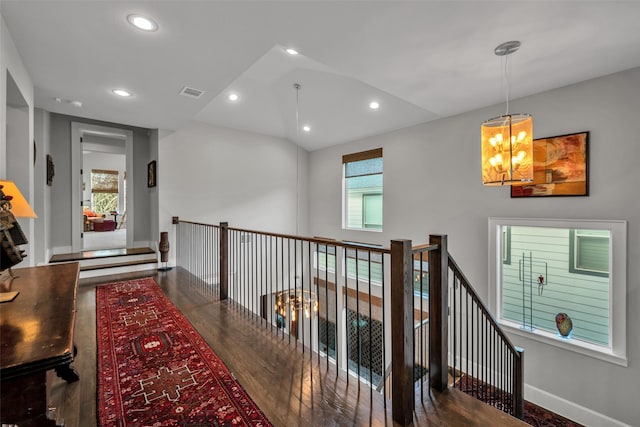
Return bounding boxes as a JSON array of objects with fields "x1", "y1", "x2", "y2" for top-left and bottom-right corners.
[
  {"x1": 91, "y1": 169, "x2": 119, "y2": 213},
  {"x1": 413, "y1": 259, "x2": 429, "y2": 296},
  {"x1": 343, "y1": 149, "x2": 383, "y2": 231},
  {"x1": 345, "y1": 248, "x2": 383, "y2": 284},
  {"x1": 347, "y1": 309, "x2": 383, "y2": 386},
  {"x1": 318, "y1": 318, "x2": 336, "y2": 359},
  {"x1": 315, "y1": 244, "x2": 336, "y2": 273},
  {"x1": 502, "y1": 226, "x2": 511, "y2": 265},
  {"x1": 489, "y1": 218, "x2": 627, "y2": 366},
  {"x1": 569, "y1": 229, "x2": 609, "y2": 277}
]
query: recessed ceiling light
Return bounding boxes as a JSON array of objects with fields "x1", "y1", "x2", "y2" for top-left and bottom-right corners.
[
  {"x1": 54, "y1": 97, "x2": 62, "y2": 103},
  {"x1": 127, "y1": 14, "x2": 158, "y2": 32},
  {"x1": 369, "y1": 101, "x2": 380, "y2": 110},
  {"x1": 285, "y1": 48, "x2": 299, "y2": 55},
  {"x1": 69, "y1": 100, "x2": 83, "y2": 108},
  {"x1": 113, "y1": 89, "x2": 132, "y2": 97},
  {"x1": 302, "y1": 125, "x2": 311, "y2": 132},
  {"x1": 228, "y1": 93, "x2": 239, "y2": 102}
]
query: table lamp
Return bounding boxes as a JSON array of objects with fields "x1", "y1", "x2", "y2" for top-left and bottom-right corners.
[{"x1": 0, "y1": 180, "x2": 37, "y2": 297}]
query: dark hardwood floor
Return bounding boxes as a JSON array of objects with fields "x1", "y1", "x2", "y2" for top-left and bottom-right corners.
[{"x1": 49, "y1": 267, "x2": 527, "y2": 427}]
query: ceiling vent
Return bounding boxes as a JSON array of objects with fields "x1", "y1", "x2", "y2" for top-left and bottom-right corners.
[{"x1": 179, "y1": 86, "x2": 204, "y2": 99}]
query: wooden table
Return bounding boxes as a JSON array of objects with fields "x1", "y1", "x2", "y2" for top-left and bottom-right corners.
[{"x1": 0, "y1": 262, "x2": 80, "y2": 426}]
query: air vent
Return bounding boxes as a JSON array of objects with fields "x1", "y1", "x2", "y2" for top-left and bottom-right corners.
[{"x1": 179, "y1": 86, "x2": 204, "y2": 99}]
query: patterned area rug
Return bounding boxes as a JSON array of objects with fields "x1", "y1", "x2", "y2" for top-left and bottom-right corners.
[
  {"x1": 455, "y1": 374, "x2": 584, "y2": 427},
  {"x1": 97, "y1": 277, "x2": 272, "y2": 426}
]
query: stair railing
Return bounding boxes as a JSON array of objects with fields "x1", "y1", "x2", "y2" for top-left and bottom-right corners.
[{"x1": 173, "y1": 219, "x2": 524, "y2": 425}]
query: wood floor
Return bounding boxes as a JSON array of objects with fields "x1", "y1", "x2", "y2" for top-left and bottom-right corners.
[{"x1": 50, "y1": 267, "x2": 527, "y2": 427}]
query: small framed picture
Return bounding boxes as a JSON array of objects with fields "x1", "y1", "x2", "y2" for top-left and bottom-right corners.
[
  {"x1": 46, "y1": 154, "x2": 55, "y2": 186},
  {"x1": 147, "y1": 160, "x2": 156, "y2": 188}
]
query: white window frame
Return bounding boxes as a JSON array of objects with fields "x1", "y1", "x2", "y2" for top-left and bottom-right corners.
[{"x1": 488, "y1": 217, "x2": 627, "y2": 366}]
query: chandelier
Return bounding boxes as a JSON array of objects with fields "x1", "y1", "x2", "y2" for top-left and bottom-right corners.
[
  {"x1": 481, "y1": 41, "x2": 534, "y2": 186},
  {"x1": 275, "y1": 289, "x2": 318, "y2": 321}
]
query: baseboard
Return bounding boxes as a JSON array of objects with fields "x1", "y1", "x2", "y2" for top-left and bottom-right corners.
[{"x1": 525, "y1": 384, "x2": 632, "y2": 427}]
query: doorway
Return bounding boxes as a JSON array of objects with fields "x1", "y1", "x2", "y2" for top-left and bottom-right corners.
[
  {"x1": 82, "y1": 138, "x2": 126, "y2": 250},
  {"x1": 71, "y1": 123, "x2": 134, "y2": 252}
]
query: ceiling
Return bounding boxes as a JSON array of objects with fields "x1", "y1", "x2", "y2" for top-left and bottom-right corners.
[{"x1": 3, "y1": 1, "x2": 640, "y2": 151}]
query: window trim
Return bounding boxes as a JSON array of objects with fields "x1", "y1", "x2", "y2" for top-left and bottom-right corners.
[
  {"x1": 488, "y1": 217, "x2": 627, "y2": 366},
  {"x1": 502, "y1": 226, "x2": 511, "y2": 265}
]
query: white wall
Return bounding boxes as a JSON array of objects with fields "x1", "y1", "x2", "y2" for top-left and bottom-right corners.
[
  {"x1": 33, "y1": 108, "x2": 51, "y2": 265},
  {"x1": 1, "y1": 13, "x2": 33, "y2": 178},
  {"x1": 1, "y1": 13, "x2": 36, "y2": 265},
  {"x1": 158, "y1": 121, "x2": 309, "y2": 267},
  {"x1": 308, "y1": 68, "x2": 640, "y2": 426}
]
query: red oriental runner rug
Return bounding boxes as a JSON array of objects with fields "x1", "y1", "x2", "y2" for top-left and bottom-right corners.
[{"x1": 96, "y1": 277, "x2": 272, "y2": 426}]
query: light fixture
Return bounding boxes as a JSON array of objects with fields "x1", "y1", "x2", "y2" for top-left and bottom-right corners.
[
  {"x1": 0, "y1": 180, "x2": 37, "y2": 292},
  {"x1": 481, "y1": 41, "x2": 533, "y2": 186},
  {"x1": 285, "y1": 48, "x2": 299, "y2": 55},
  {"x1": 274, "y1": 290, "x2": 318, "y2": 322},
  {"x1": 228, "y1": 93, "x2": 239, "y2": 102},
  {"x1": 0, "y1": 181, "x2": 37, "y2": 219},
  {"x1": 113, "y1": 89, "x2": 132, "y2": 97},
  {"x1": 127, "y1": 14, "x2": 158, "y2": 32},
  {"x1": 302, "y1": 125, "x2": 311, "y2": 133},
  {"x1": 369, "y1": 101, "x2": 380, "y2": 110},
  {"x1": 294, "y1": 83, "x2": 302, "y2": 135}
]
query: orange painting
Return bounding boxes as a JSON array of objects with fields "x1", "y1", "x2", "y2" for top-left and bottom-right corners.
[{"x1": 511, "y1": 132, "x2": 589, "y2": 197}]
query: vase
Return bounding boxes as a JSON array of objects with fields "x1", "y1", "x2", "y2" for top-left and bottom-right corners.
[{"x1": 158, "y1": 231, "x2": 169, "y2": 271}]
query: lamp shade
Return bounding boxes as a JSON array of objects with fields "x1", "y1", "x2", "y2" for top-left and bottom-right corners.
[
  {"x1": 0, "y1": 180, "x2": 37, "y2": 218},
  {"x1": 481, "y1": 114, "x2": 534, "y2": 186}
]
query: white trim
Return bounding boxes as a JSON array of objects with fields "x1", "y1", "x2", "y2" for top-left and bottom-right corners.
[
  {"x1": 501, "y1": 321, "x2": 627, "y2": 367},
  {"x1": 525, "y1": 384, "x2": 633, "y2": 427},
  {"x1": 488, "y1": 217, "x2": 627, "y2": 366}
]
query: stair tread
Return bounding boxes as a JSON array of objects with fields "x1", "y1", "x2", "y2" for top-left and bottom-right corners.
[
  {"x1": 80, "y1": 258, "x2": 157, "y2": 271},
  {"x1": 50, "y1": 247, "x2": 155, "y2": 263}
]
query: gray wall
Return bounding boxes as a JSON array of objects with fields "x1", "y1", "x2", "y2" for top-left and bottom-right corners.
[
  {"x1": 308, "y1": 67, "x2": 640, "y2": 426},
  {"x1": 49, "y1": 113, "x2": 151, "y2": 249}
]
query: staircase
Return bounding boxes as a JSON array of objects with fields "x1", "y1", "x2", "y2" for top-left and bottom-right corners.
[{"x1": 49, "y1": 247, "x2": 157, "y2": 278}]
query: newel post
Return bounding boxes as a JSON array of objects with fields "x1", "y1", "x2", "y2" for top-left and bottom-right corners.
[
  {"x1": 220, "y1": 222, "x2": 228, "y2": 300},
  {"x1": 514, "y1": 347, "x2": 525, "y2": 419},
  {"x1": 390, "y1": 239, "x2": 414, "y2": 426},
  {"x1": 428, "y1": 234, "x2": 448, "y2": 392}
]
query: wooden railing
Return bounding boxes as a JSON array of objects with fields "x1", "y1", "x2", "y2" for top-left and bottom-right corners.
[{"x1": 173, "y1": 219, "x2": 524, "y2": 425}]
